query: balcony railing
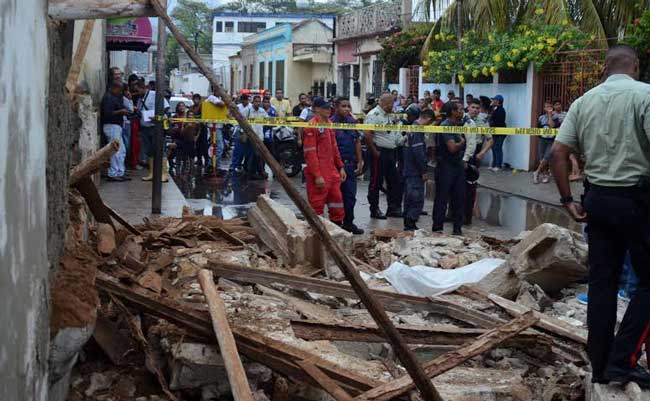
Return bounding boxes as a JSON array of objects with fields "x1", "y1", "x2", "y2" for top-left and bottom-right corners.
[
  {"x1": 336, "y1": 1, "x2": 402, "y2": 41},
  {"x1": 293, "y1": 43, "x2": 333, "y2": 58}
]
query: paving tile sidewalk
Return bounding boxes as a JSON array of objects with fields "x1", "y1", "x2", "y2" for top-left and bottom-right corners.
[
  {"x1": 98, "y1": 169, "x2": 188, "y2": 224},
  {"x1": 478, "y1": 168, "x2": 585, "y2": 206}
]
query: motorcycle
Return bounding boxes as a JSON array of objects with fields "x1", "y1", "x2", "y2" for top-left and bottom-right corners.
[{"x1": 269, "y1": 126, "x2": 302, "y2": 177}]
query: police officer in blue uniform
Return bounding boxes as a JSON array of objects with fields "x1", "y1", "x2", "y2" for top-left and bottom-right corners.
[
  {"x1": 433, "y1": 101, "x2": 466, "y2": 235},
  {"x1": 332, "y1": 97, "x2": 364, "y2": 235},
  {"x1": 403, "y1": 108, "x2": 434, "y2": 230}
]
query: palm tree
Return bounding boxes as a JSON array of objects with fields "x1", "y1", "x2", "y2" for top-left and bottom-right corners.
[{"x1": 418, "y1": 0, "x2": 649, "y2": 53}]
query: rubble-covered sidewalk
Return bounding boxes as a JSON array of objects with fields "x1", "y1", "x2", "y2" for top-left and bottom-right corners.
[{"x1": 50, "y1": 171, "x2": 649, "y2": 401}]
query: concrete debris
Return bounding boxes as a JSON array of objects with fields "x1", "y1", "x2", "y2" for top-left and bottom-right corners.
[
  {"x1": 475, "y1": 260, "x2": 522, "y2": 300},
  {"x1": 248, "y1": 195, "x2": 353, "y2": 279},
  {"x1": 508, "y1": 223, "x2": 588, "y2": 293},
  {"x1": 59, "y1": 182, "x2": 603, "y2": 401},
  {"x1": 516, "y1": 282, "x2": 552, "y2": 312}
]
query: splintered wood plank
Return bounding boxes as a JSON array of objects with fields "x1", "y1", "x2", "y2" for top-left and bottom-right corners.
[
  {"x1": 198, "y1": 270, "x2": 254, "y2": 401},
  {"x1": 354, "y1": 312, "x2": 539, "y2": 401}
]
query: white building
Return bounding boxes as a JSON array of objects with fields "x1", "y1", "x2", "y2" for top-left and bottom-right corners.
[
  {"x1": 170, "y1": 50, "x2": 212, "y2": 96},
  {"x1": 212, "y1": 12, "x2": 335, "y2": 92}
]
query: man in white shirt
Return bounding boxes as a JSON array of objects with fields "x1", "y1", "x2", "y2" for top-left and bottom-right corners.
[
  {"x1": 245, "y1": 96, "x2": 268, "y2": 179},
  {"x1": 136, "y1": 81, "x2": 170, "y2": 181}
]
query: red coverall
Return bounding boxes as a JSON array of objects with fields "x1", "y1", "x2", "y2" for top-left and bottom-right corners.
[{"x1": 303, "y1": 116, "x2": 345, "y2": 223}]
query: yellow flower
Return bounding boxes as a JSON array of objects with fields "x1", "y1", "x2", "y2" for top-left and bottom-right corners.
[
  {"x1": 494, "y1": 54, "x2": 502, "y2": 62},
  {"x1": 472, "y1": 70, "x2": 479, "y2": 78},
  {"x1": 547, "y1": 38, "x2": 558, "y2": 46},
  {"x1": 446, "y1": 64, "x2": 451, "y2": 69},
  {"x1": 473, "y1": 50, "x2": 479, "y2": 56},
  {"x1": 562, "y1": 19, "x2": 569, "y2": 26},
  {"x1": 423, "y1": 60, "x2": 429, "y2": 66},
  {"x1": 547, "y1": 46, "x2": 554, "y2": 53},
  {"x1": 488, "y1": 34, "x2": 495, "y2": 42},
  {"x1": 522, "y1": 57, "x2": 529, "y2": 63},
  {"x1": 482, "y1": 66, "x2": 489, "y2": 76},
  {"x1": 450, "y1": 55, "x2": 456, "y2": 61},
  {"x1": 447, "y1": 34, "x2": 456, "y2": 40},
  {"x1": 490, "y1": 66, "x2": 497, "y2": 74},
  {"x1": 457, "y1": 74, "x2": 465, "y2": 83},
  {"x1": 535, "y1": 8, "x2": 544, "y2": 15},
  {"x1": 507, "y1": 61, "x2": 514, "y2": 68},
  {"x1": 434, "y1": 34, "x2": 440, "y2": 40},
  {"x1": 464, "y1": 65, "x2": 470, "y2": 71},
  {"x1": 525, "y1": 30, "x2": 531, "y2": 36},
  {"x1": 511, "y1": 49, "x2": 520, "y2": 56},
  {"x1": 537, "y1": 43, "x2": 545, "y2": 50}
]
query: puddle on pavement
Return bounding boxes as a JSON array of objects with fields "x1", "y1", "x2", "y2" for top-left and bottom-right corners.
[
  {"x1": 175, "y1": 170, "x2": 582, "y2": 235},
  {"x1": 474, "y1": 189, "x2": 583, "y2": 235}
]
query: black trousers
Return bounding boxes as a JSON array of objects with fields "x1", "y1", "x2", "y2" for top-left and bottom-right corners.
[
  {"x1": 433, "y1": 162, "x2": 465, "y2": 232},
  {"x1": 368, "y1": 147, "x2": 403, "y2": 213},
  {"x1": 584, "y1": 184, "x2": 650, "y2": 377}
]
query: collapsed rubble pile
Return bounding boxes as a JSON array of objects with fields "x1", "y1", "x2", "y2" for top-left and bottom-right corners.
[{"x1": 51, "y1": 186, "x2": 644, "y2": 401}]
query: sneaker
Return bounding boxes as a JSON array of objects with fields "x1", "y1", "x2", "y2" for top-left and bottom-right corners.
[
  {"x1": 542, "y1": 174, "x2": 550, "y2": 184},
  {"x1": 533, "y1": 172, "x2": 540, "y2": 184},
  {"x1": 618, "y1": 290, "x2": 631, "y2": 302},
  {"x1": 576, "y1": 293, "x2": 588, "y2": 305},
  {"x1": 370, "y1": 209, "x2": 387, "y2": 220},
  {"x1": 605, "y1": 365, "x2": 650, "y2": 389}
]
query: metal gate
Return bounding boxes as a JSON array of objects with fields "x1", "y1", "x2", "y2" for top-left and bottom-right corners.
[
  {"x1": 408, "y1": 65, "x2": 420, "y2": 99},
  {"x1": 372, "y1": 60, "x2": 383, "y2": 97},
  {"x1": 537, "y1": 49, "x2": 607, "y2": 110}
]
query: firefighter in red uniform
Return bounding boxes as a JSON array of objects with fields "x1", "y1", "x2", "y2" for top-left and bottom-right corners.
[{"x1": 303, "y1": 97, "x2": 347, "y2": 224}]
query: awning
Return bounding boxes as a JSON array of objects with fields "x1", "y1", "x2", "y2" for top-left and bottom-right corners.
[{"x1": 106, "y1": 17, "x2": 153, "y2": 52}]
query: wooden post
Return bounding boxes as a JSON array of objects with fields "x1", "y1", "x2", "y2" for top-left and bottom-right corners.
[
  {"x1": 152, "y1": 2, "x2": 167, "y2": 214},
  {"x1": 48, "y1": 0, "x2": 156, "y2": 20},
  {"x1": 69, "y1": 140, "x2": 119, "y2": 187},
  {"x1": 456, "y1": 0, "x2": 464, "y2": 101},
  {"x1": 66, "y1": 19, "x2": 95, "y2": 100},
  {"x1": 149, "y1": 2, "x2": 443, "y2": 400},
  {"x1": 198, "y1": 270, "x2": 254, "y2": 401}
]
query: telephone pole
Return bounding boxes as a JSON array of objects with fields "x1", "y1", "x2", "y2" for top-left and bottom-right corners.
[{"x1": 457, "y1": 0, "x2": 464, "y2": 100}]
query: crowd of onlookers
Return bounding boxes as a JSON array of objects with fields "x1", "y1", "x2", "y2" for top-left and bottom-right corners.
[{"x1": 100, "y1": 65, "x2": 581, "y2": 235}]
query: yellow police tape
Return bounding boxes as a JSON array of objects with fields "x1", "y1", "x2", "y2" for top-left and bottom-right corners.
[{"x1": 162, "y1": 116, "x2": 557, "y2": 137}]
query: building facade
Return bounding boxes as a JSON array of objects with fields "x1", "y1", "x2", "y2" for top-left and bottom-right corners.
[
  {"x1": 170, "y1": 51, "x2": 212, "y2": 96},
  {"x1": 334, "y1": 1, "x2": 403, "y2": 112},
  {"x1": 212, "y1": 12, "x2": 335, "y2": 92},
  {"x1": 228, "y1": 20, "x2": 334, "y2": 103}
]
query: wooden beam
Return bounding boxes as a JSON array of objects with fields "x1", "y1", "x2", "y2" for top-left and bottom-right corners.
[
  {"x1": 69, "y1": 140, "x2": 120, "y2": 187},
  {"x1": 104, "y1": 204, "x2": 141, "y2": 236},
  {"x1": 456, "y1": 285, "x2": 587, "y2": 345},
  {"x1": 65, "y1": 19, "x2": 95, "y2": 99},
  {"x1": 208, "y1": 262, "x2": 501, "y2": 329},
  {"x1": 151, "y1": 1, "x2": 443, "y2": 399},
  {"x1": 353, "y1": 312, "x2": 540, "y2": 401},
  {"x1": 74, "y1": 176, "x2": 114, "y2": 228},
  {"x1": 296, "y1": 360, "x2": 355, "y2": 401},
  {"x1": 290, "y1": 320, "x2": 543, "y2": 348},
  {"x1": 48, "y1": 0, "x2": 156, "y2": 20},
  {"x1": 198, "y1": 270, "x2": 254, "y2": 401},
  {"x1": 96, "y1": 273, "x2": 381, "y2": 394}
]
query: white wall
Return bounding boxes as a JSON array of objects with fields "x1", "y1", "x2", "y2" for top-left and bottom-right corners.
[
  {"x1": 0, "y1": 0, "x2": 51, "y2": 400},
  {"x1": 73, "y1": 20, "x2": 107, "y2": 105},
  {"x1": 417, "y1": 65, "x2": 534, "y2": 171}
]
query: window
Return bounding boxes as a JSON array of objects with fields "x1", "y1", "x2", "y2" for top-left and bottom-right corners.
[
  {"x1": 215, "y1": 21, "x2": 223, "y2": 32},
  {"x1": 258, "y1": 62, "x2": 265, "y2": 90},
  {"x1": 249, "y1": 64, "x2": 253, "y2": 88},
  {"x1": 339, "y1": 65, "x2": 351, "y2": 97},
  {"x1": 267, "y1": 61, "x2": 273, "y2": 91},
  {"x1": 275, "y1": 60, "x2": 285, "y2": 93},
  {"x1": 243, "y1": 65, "x2": 247, "y2": 88},
  {"x1": 225, "y1": 21, "x2": 234, "y2": 33},
  {"x1": 238, "y1": 21, "x2": 266, "y2": 33}
]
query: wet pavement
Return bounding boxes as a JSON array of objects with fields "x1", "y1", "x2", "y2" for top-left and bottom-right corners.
[{"x1": 171, "y1": 164, "x2": 583, "y2": 239}]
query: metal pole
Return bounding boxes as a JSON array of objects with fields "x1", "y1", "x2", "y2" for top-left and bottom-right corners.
[
  {"x1": 457, "y1": 0, "x2": 464, "y2": 100},
  {"x1": 152, "y1": 4, "x2": 167, "y2": 214}
]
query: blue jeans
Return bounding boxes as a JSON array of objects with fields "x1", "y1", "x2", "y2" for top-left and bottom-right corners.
[
  {"x1": 492, "y1": 135, "x2": 506, "y2": 168},
  {"x1": 230, "y1": 129, "x2": 251, "y2": 170},
  {"x1": 122, "y1": 124, "x2": 131, "y2": 164},
  {"x1": 621, "y1": 252, "x2": 639, "y2": 297},
  {"x1": 103, "y1": 124, "x2": 125, "y2": 177}
]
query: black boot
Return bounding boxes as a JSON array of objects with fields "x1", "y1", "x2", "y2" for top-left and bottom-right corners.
[
  {"x1": 404, "y1": 218, "x2": 418, "y2": 231},
  {"x1": 386, "y1": 209, "x2": 404, "y2": 218},
  {"x1": 342, "y1": 221, "x2": 364, "y2": 235},
  {"x1": 370, "y1": 208, "x2": 387, "y2": 219}
]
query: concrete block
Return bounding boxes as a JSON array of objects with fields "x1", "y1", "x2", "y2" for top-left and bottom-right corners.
[
  {"x1": 508, "y1": 223, "x2": 588, "y2": 293},
  {"x1": 476, "y1": 260, "x2": 522, "y2": 300},
  {"x1": 168, "y1": 343, "x2": 227, "y2": 390}
]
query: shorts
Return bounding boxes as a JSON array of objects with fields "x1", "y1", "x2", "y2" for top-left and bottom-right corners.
[{"x1": 539, "y1": 137, "x2": 554, "y2": 162}]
